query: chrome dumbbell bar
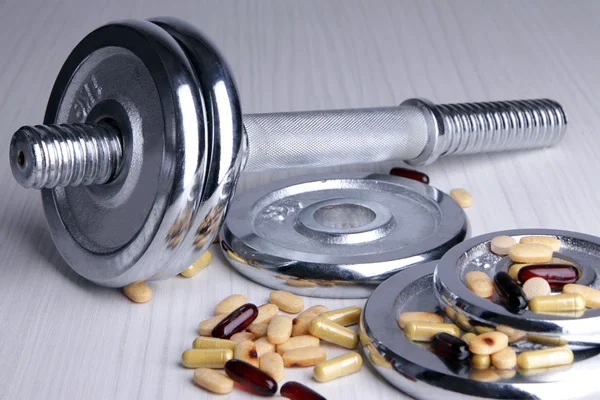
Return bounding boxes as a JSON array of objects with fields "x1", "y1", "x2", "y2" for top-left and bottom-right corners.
[{"x1": 8, "y1": 17, "x2": 566, "y2": 287}]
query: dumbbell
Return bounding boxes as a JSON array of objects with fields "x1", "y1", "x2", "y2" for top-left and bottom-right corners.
[{"x1": 8, "y1": 17, "x2": 567, "y2": 287}]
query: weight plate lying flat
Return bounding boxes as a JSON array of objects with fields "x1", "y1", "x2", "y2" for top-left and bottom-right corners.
[
  {"x1": 435, "y1": 229, "x2": 600, "y2": 347},
  {"x1": 360, "y1": 262, "x2": 600, "y2": 399},
  {"x1": 220, "y1": 172, "x2": 468, "y2": 298}
]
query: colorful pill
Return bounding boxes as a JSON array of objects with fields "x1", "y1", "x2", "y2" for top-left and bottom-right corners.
[
  {"x1": 212, "y1": 303, "x2": 258, "y2": 339},
  {"x1": 224, "y1": 359, "x2": 278, "y2": 396},
  {"x1": 518, "y1": 264, "x2": 579, "y2": 290}
]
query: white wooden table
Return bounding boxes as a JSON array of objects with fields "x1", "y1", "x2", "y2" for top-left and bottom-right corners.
[{"x1": 1, "y1": 1, "x2": 600, "y2": 399}]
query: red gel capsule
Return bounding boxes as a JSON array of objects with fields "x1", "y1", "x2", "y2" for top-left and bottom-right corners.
[
  {"x1": 390, "y1": 167, "x2": 430, "y2": 184},
  {"x1": 432, "y1": 332, "x2": 469, "y2": 361},
  {"x1": 281, "y1": 381, "x2": 327, "y2": 400},
  {"x1": 224, "y1": 359, "x2": 277, "y2": 396},
  {"x1": 518, "y1": 264, "x2": 579, "y2": 291},
  {"x1": 212, "y1": 303, "x2": 258, "y2": 339}
]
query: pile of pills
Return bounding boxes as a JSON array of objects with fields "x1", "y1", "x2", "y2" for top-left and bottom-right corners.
[
  {"x1": 185, "y1": 291, "x2": 363, "y2": 397},
  {"x1": 465, "y1": 235, "x2": 600, "y2": 315},
  {"x1": 398, "y1": 310, "x2": 575, "y2": 378}
]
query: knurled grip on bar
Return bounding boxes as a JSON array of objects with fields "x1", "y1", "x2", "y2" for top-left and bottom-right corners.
[
  {"x1": 242, "y1": 105, "x2": 428, "y2": 172},
  {"x1": 242, "y1": 98, "x2": 567, "y2": 172}
]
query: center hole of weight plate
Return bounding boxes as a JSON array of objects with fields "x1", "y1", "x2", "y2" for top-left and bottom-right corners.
[
  {"x1": 313, "y1": 203, "x2": 376, "y2": 229},
  {"x1": 17, "y1": 150, "x2": 25, "y2": 168}
]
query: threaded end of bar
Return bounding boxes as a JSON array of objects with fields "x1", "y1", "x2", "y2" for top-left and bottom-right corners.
[
  {"x1": 436, "y1": 99, "x2": 567, "y2": 156},
  {"x1": 9, "y1": 123, "x2": 122, "y2": 189}
]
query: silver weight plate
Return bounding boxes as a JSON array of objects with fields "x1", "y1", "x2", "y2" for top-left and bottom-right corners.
[
  {"x1": 435, "y1": 229, "x2": 600, "y2": 346},
  {"x1": 361, "y1": 261, "x2": 600, "y2": 400},
  {"x1": 220, "y1": 172, "x2": 468, "y2": 298}
]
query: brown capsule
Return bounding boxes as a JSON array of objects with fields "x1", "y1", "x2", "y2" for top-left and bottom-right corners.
[
  {"x1": 518, "y1": 264, "x2": 579, "y2": 291},
  {"x1": 389, "y1": 167, "x2": 430, "y2": 184},
  {"x1": 431, "y1": 332, "x2": 469, "y2": 361},
  {"x1": 280, "y1": 381, "x2": 326, "y2": 400},
  {"x1": 212, "y1": 303, "x2": 258, "y2": 339},
  {"x1": 224, "y1": 359, "x2": 278, "y2": 396}
]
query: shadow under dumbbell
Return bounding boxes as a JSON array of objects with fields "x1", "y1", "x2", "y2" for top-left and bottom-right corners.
[{"x1": 13, "y1": 213, "x2": 114, "y2": 296}]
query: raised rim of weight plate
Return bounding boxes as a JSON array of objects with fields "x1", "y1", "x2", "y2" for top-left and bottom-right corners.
[
  {"x1": 42, "y1": 19, "x2": 207, "y2": 287},
  {"x1": 361, "y1": 261, "x2": 600, "y2": 400},
  {"x1": 434, "y1": 229, "x2": 600, "y2": 346},
  {"x1": 220, "y1": 172, "x2": 468, "y2": 298},
  {"x1": 147, "y1": 17, "x2": 246, "y2": 280}
]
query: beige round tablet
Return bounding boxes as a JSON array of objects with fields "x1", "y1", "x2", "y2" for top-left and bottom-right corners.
[
  {"x1": 508, "y1": 243, "x2": 553, "y2": 264},
  {"x1": 490, "y1": 236, "x2": 516, "y2": 256},
  {"x1": 522, "y1": 277, "x2": 551, "y2": 300}
]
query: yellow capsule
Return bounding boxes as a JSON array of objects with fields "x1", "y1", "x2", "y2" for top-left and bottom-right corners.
[
  {"x1": 526, "y1": 334, "x2": 568, "y2": 347},
  {"x1": 563, "y1": 284, "x2": 600, "y2": 309},
  {"x1": 404, "y1": 322, "x2": 460, "y2": 342},
  {"x1": 517, "y1": 347, "x2": 574, "y2": 370},
  {"x1": 181, "y1": 348, "x2": 233, "y2": 368},
  {"x1": 397, "y1": 312, "x2": 444, "y2": 329},
  {"x1": 529, "y1": 293, "x2": 586, "y2": 313},
  {"x1": 192, "y1": 337, "x2": 237, "y2": 350},
  {"x1": 313, "y1": 352, "x2": 363, "y2": 382},
  {"x1": 309, "y1": 316, "x2": 359, "y2": 349},
  {"x1": 180, "y1": 251, "x2": 212, "y2": 277},
  {"x1": 471, "y1": 354, "x2": 491, "y2": 370},
  {"x1": 321, "y1": 306, "x2": 362, "y2": 326}
]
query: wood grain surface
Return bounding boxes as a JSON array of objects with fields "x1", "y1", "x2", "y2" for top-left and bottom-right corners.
[{"x1": 1, "y1": 1, "x2": 600, "y2": 399}]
